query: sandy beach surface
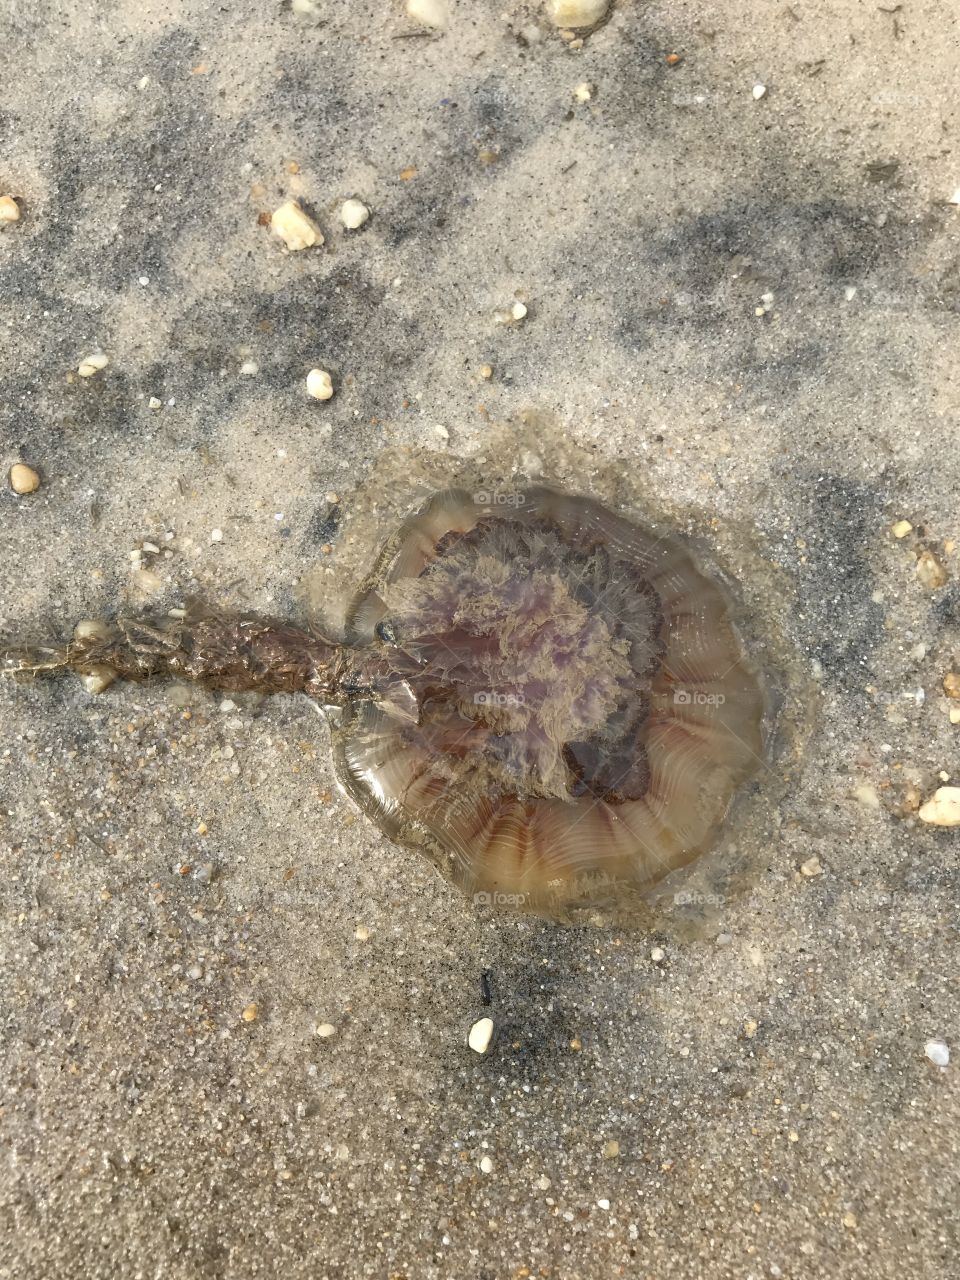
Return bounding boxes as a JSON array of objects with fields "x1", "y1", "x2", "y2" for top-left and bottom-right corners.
[{"x1": 1, "y1": 1, "x2": 958, "y2": 1276}]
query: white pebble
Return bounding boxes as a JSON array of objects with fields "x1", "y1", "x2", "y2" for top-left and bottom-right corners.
[
  {"x1": 496, "y1": 299, "x2": 528, "y2": 325},
  {"x1": 753, "y1": 83, "x2": 767, "y2": 100},
  {"x1": 210, "y1": 528, "x2": 224, "y2": 544},
  {"x1": 340, "y1": 198, "x2": 370, "y2": 230},
  {"x1": 148, "y1": 396, "x2": 162, "y2": 410},
  {"x1": 918, "y1": 786, "x2": 960, "y2": 827},
  {"x1": 306, "y1": 368, "x2": 334, "y2": 400},
  {"x1": 80, "y1": 665, "x2": 116, "y2": 695},
  {"x1": 77, "y1": 351, "x2": 109, "y2": 378},
  {"x1": 434, "y1": 423, "x2": 450, "y2": 441},
  {"x1": 479, "y1": 1155, "x2": 494, "y2": 1174},
  {"x1": 800, "y1": 857, "x2": 822, "y2": 877},
  {"x1": 597, "y1": 1198, "x2": 611, "y2": 1210},
  {"x1": 650, "y1": 946, "x2": 665, "y2": 962},
  {"x1": 270, "y1": 200, "x2": 323, "y2": 251},
  {"x1": 925, "y1": 1039, "x2": 950, "y2": 1067},
  {"x1": 0, "y1": 196, "x2": 21, "y2": 223},
  {"x1": 240, "y1": 359, "x2": 259, "y2": 376},
  {"x1": 546, "y1": 0, "x2": 609, "y2": 28},
  {"x1": 74, "y1": 619, "x2": 113, "y2": 643},
  {"x1": 406, "y1": 0, "x2": 448, "y2": 29},
  {"x1": 9, "y1": 463, "x2": 40, "y2": 495},
  {"x1": 315, "y1": 1021, "x2": 337, "y2": 1038},
  {"x1": 468, "y1": 1016, "x2": 495, "y2": 1055},
  {"x1": 573, "y1": 81, "x2": 594, "y2": 103},
  {"x1": 948, "y1": 188, "x2": 960, "y2": 206},
  {"x1": 844, "y1": 286, "x2": 858, "y2": 302}
]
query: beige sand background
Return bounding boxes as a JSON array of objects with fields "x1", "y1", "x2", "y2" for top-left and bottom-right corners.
[{"x1": 1, "y1": 1, "x2": 958, "y2": 1276}]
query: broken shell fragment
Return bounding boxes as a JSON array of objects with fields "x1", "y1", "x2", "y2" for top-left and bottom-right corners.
[
  {"x1": 918, "y1": 786, "x2": 960, "y2": 827},
  {"x1": 81, "y1": 665, "x2": 116, "y2": 695},
  {"x1": 925, "y1": 1038, "x2": 950, "y2": 1067},
  {"x1": 340, "y1": 198, "x2": 370, "y2": 230},
  {"x1": 73, "y1": 619, "x2": 117, "y2": 644},
  {"x1": 495, "y1": 300, "x2": 528, "y2": 325},
  {"x1": 77, "y1": 351, "x2": 109, "y2": 378},
  {"x1": 306, "y1": 368, "x2": 334, "y2": 400},
  {"x1": 468, "y1": 1017, "x2": 495, "y2": 1054},
  {"x1": 406, "y1": 0, "x2": 448, "y2": 28},
  {"x1": 9, "y1": 463, "x2": 40, "y2": 494},
  {"x1": 270, "y1": 200, "x2": 324, "y2": 251},
  {"x1": 916, "y1": 550, "x2": 948, "y2": 590},
  {"x1": 546, "y1": 0, "x2": 609, "y2": 28}
]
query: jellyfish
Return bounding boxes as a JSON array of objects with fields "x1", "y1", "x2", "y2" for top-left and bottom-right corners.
[{"x1": 2, "y1": 485, "x2": 767, "y2": 915}]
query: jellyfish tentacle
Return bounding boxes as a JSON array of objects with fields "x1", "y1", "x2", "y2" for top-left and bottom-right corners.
[{"x1": 3, "y1": 613, "x2": 348, "y2": 699}]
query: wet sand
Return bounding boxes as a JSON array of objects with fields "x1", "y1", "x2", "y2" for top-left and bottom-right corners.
[{"x1": 1, "y1": 2, "x2": 958, "y2": 1276}]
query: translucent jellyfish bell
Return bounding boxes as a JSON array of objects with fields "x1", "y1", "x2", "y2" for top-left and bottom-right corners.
[{"x1": 335, "y1": 486, "x2": 767, "y2": 914}]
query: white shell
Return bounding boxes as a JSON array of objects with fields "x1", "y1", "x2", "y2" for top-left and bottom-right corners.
[
  {"x1": 340, "y1": 198, "x2": 370, "y2": 230},
  {"x1": 406, "y1": 0, "x2": 448, "y2": 29},
  {"x1": 546, "y1": 0, "x2": 609, "y2": 29},
  {"x1": 306, "y1": 368, "x2": 334, "y2": 400},
  {"x1": 270, "y1": 200, "x2": 323, "y2": 251},
  {"x1": 468, "y1": 1017, "x2": 495, "y2": 1054},
  {"x1": 918, "y1": 786, "x2": 960, "y2": 827}
]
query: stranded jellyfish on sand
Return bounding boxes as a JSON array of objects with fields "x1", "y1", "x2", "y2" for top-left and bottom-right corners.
[{"x1": 2, "y1": 485, "x2": 767, "y2": 915}]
